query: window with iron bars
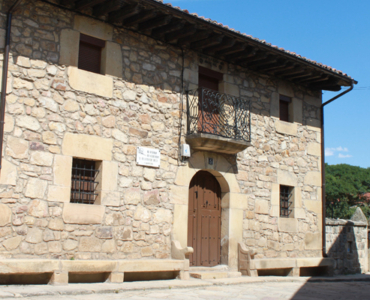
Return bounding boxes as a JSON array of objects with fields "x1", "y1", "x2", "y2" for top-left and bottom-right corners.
[
  {"x1": 70, "y1": 158, "x2": 99, "y2": 205},
  {"x1": 280, "y1": 185, "x2": 293, "y2": 217}
]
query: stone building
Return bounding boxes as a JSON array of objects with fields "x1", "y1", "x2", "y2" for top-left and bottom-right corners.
[{"x1": 0, "y1": 0, "x2": 356, "y2": 283}]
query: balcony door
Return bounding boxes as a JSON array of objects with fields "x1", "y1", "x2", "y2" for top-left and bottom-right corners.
[
  {"x1": 188, "y1": 171, "x2": 221, "y2": 267},
  {"x1": 198, "y1": 67, "x2": 223, "y2": 134}
]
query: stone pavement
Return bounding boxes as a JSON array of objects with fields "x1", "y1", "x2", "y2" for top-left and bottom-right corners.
[{"x1": 0, "y1": 274, "x2": 370, "y2": 299}]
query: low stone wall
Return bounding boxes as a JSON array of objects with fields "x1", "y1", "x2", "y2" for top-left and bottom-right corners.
[{"x1": 326, "y1": 218, "x2": 368, "y2": 274}]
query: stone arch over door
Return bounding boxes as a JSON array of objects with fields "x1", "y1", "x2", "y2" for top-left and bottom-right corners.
[{"x1": 171, "y1": 151, "x2": 247, "y2": 270}]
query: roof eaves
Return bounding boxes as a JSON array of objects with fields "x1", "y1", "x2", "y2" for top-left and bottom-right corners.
[{"x1": 151, "y1": 0, "x2": 356, "y2": 84}]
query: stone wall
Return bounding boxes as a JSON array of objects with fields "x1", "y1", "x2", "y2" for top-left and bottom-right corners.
[
  {"x1": 0, "y1": 0, "x2": 324, "y2": 263},
  {"x1": 326, "y1": 218, "x2": 368, "y2": 274},
  {"x1": 0, "y1": 0, "x2": 182, "y2": 260}
]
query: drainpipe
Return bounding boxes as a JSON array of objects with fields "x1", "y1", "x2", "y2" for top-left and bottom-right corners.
[
  {"x1": 0, "y1": 0, "x2": 22, "y2": 170},
  {"x1": 178, "y1": 48, "x2": 185, "y2": 164},
  {"x1": 321, "y1": 81, "x2": 354, "y2": 257}
]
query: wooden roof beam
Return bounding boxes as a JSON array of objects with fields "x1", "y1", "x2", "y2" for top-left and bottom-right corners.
[
  {"x1": 310, "y1": 84, "x2": 341, "y2": 91},
  {"x1": 309, "y1": 77, "x2": 340, "y2": 90},
  {"x1": 108, "y1": 4, "x2": 140, "y2": 24},
  {"x1": 275, "y1": 66, "x2": 305, "y2": 77},
  {"x1": 285, "y1": 72, "x2": 314, "y2": 81},
  {"x1": 280, "y1": 70, "x2": 306, "y2": 79},
  {"x1": 203, "y1": 38, "x2": 236, "y2": 55},
  {"x1": 60, "y1": 0, "x2": 76, "y2": 7},
  {"x1": 75, "y1": 0, "x2": 105, "y2": 10},
  {"x1": 247, "y1": 55, "x2": 277, "y2": 68},
  {"x1": 152, "y1": 21, "x2": 186, "y2": 39},
  {"x1": 267, "y1": 64, "x2": 296, "y2": 75},
  {"x1": 300, "y1": 75, "x2": 329, "y2": 84},
  {"x1": 255, "y1": 60, "x2": 290, "y2": 72},
  {"x1": 93, "y1": 0, "x2": 122, "y2": 17},
  {"x1": 191, "y1": 35, "x2": 223, "y2": 50},
  {"x1": 177, "y1": 30, "x2": 211, "y2": 47},
  {"x1": 233, "y1": 51, "x2": 258, "y2": 64},
  {"x1": 225, "y1": 47, "x2": 255, "y2": 62},
  {"x1": 237, "y1": 51, "x2": 266, "y2": 65},
  {"x1": 165, "y1": 26, "x2": 197, "y2": 43},
  {"x1": 217, "y1": 43, "x2": 246, "y2": 57},
  {"x1": 139, "y1": 15, "x2": 172, "y2": 31},
  {"x1": 270, "y1": 66, "x2": 297, "y2": 76},
  {"x1": 122, "y1": 10, "x2": 157, "y2": 27},
  {"x1": 296, "y1": 73, "x2": 323, "y2": 83}
]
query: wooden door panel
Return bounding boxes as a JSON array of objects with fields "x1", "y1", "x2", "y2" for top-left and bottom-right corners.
[
  {"x1": 201, "y1": 215, "x2": 209, "y2": 266},
  {"x1": 209, "y1": 215, "x2": 219, "y2": 265},
  {"x1": 188, "y1": 171, "x2": 221, "y2": 267},
  {"x1": 187, "y1": 183, "x2": 196, "y2": 266},
  {"x1": 196, "y1": 184, "x2": 202, "y2": 266}
]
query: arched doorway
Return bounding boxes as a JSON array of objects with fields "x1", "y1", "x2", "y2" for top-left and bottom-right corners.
[{"x1": 188, "y1": 171, "x2": 221, "y2": 267}]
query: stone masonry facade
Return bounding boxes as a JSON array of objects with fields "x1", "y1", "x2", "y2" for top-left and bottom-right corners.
[{"x1": 0, "y1": 0, "x2": 325, "y2": 267}]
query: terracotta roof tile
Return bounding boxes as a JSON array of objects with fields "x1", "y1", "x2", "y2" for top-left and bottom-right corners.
[{"x1": 157, "y1": 0, "x2": 354, "y2": 81}]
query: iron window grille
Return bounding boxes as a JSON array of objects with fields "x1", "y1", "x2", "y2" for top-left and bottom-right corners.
[
  {"x1": 280, "y1": 185, "x2": 293, "y2": 217},
  {"x1": 70, "y1": 158, "x2": 99, "y2": 205},
  {"x1": 186, "y1": 88, "x2": 251, "y2": 142}
]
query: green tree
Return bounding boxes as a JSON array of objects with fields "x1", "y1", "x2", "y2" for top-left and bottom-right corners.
[{"x1": 325, "y1": 163, "x2": 370, "y2": 219}]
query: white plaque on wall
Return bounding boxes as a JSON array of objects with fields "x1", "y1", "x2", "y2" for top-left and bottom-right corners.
[{"x1": 136, "y1": 147, "x2": 161, "y2": 168}]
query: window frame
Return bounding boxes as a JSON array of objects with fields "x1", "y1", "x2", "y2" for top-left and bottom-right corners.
[
  {"x1": 280, "y1": 184, "x2": 294, "y2": 218},
  {"x1": 279, "y1": 94, "x2": 292, "y2": 122},
  {"x1": 70, "y1": 158, "x2": 100, "y2": 205},
  {"x1": 78, "y1": 33, "x2": 105, "y2": 74}
]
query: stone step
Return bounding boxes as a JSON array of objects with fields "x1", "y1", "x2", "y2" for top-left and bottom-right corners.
[
  {"x1": 190, "y1": 271, "x2": 242, "y2": 280},
  {"x1": 189, "y1": 265, "x2": 228, "y2": 272}
]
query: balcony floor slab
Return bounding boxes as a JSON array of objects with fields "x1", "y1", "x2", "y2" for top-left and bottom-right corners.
[{"x1": 186, "y1": 133, "x2": 250, "y2": 154}]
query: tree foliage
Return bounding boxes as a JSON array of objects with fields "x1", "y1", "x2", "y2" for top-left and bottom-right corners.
[{"x1": 325, "y1": 163, "x2": 370, "y2": 219}]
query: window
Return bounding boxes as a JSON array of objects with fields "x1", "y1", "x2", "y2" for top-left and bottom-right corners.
[
  {"x1": 280, "y1": 185, "x2": 293, "y2": 217},
  {"x1": 199, "y1": 66, "x2": 222, "y2": 92},
  {"x1": 347, "y1": 241, "x2": 353, "y2": 253},
  {"x1": 78, "y1": 34, "x2": 105, "y2": 74},
  {"x1": 71, "y1": 158, "x2": 100, "y2": 204},
  {"x1": 279, "y1": 95, "x2": 291, "y2": 122},
  {"x1": 198, "y1": 67, "x2": 223, "y2": 134}
]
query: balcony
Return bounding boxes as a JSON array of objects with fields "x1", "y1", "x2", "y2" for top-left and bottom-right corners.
[{"x1": 186, "y1": 88, "x2": 251, "y2": 155}]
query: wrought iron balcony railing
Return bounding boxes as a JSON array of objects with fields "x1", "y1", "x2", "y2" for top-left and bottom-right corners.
[{"x1": 186, "y1": 88, "x2": 251, "y2": 142}]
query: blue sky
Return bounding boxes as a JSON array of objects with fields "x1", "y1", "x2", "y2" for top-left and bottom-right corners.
[{"x1": 165, "y1": 0, "x2": 370, "y2": 168}]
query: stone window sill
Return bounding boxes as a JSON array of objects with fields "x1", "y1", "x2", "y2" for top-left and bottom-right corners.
[
  {"x1": 278, "y1": 217, "x2": 298, "y2": 233},
  {"x1": 62, "y1": 202, "x2": 105, "y2": 224},
  {"x1": 68, "y1": 67, "x2": 113, "y2": 98},
  {"x1": 275, "y1": 120, "x2": 298, "y2": 136}
]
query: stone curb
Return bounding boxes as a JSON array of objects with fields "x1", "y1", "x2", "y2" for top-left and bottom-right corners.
[{"x1": 0, "y1": 275, "x2": 370, "y2": 298}]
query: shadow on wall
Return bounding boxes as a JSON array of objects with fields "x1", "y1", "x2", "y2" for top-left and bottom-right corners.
[
  {"x1": 326, "y1": 207, "x2": 368, "y2": 275},
  {"x1": 290, "y1": 207, "x2": 369, "y2": 299},
  {"x1": 326, "y1": 221, "x2": 362, "y2": 274}
]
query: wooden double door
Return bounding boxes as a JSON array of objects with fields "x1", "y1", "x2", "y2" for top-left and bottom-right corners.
[{"x1": 188, "y1": 171, "x2": 221, "y2": 267}]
